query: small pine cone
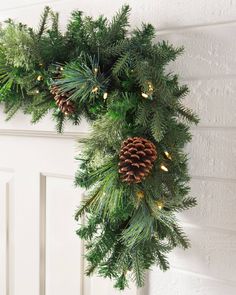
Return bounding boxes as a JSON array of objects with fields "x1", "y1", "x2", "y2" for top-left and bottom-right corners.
[
  {"x1": 118, "y1": 137, "x2": 157, "y2": 184},
  {"x1": 50, "y1": 85, "x2": 60, "y2": 96},
  {"x1": 50, "y1": 85, "x2": 75, "y2": 115}
]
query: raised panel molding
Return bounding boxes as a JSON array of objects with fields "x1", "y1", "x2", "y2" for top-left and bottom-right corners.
[
  {"x1": 0, "y1": 171, "x2": 14, "y2": 295},
  {"x1": 39, "y1": 173, "x2": 84, "y2": 295},
  {"x1": 39, "y1": 175, "x2": 46, "y2": 295},
  {"x1": 39, "y1": 173, "x2": 140, "y2": 295}
]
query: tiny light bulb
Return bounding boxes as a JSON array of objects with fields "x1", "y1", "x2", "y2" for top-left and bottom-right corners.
[
  {"x1": 149, "y1": 86, "x2": 154, "y2": 91},
  {"x1": 148, "y1": 82, "x2": 153, "y2": 88},
  {"x1": 136, "y1": 191, "x2": 144, "y2": 200},
  {"x1": 35, "y1": 89, "x2": 39, "y2": 94},
  {"x1": 103, "y1": 92, "x2": 108, "y2": 100},
  {"x1": 146, "y1": 81, "x2": 154, "y2": 93},
  {"x1": 92, "y1": 86, "x2": 99, "y2": 93},
  {"x1": 156, "y1": 200, "x2": 164, "y2": 210},
  {"x1": 153, "y1": 232, "x2": 159, "y2": 238},
  {"x1": 160, "y1": 164, "x2": 168, "y2": 172},
  {"x1": 141, "y1": 92, "x2": 149, "y2": 99},
  {"x1": 94, "y1": 67, "x2": 98, "y2": 73},
  {"x1": 60, "y1": 66, "x2": 64, "y2": 71},
  {"x1": 164, "y1": 151, "x2": 172, "y2": 160},
  {"x1": 37, "y1": 75, "x2": 43, "y2": 81}
]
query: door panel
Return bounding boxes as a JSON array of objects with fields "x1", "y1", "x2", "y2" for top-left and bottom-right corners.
[
  {"x1": 42, "y1": 175, "x2": 83, "y2": 295},
  {"x1": 0, "y1": 133, "x2": 138, "y2": 295}
]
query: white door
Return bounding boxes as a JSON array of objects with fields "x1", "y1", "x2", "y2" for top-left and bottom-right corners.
[{"x1": 0, "y1": 113, "x2": 138, "y2": 295}]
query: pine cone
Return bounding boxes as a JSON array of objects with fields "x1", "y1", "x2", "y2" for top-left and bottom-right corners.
[
  {"x1": 118, "y1": 137, "x2": 157, "y2": 184},
  {"x1": 50, "y1": 85, "x2": 75, "y2": 115}
]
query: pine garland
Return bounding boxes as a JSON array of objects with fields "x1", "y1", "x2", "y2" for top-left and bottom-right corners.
[{"x1": 0, "y1": 6, "x2": 199, "y2": 290}]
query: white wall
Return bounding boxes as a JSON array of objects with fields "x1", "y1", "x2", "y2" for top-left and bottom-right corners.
[
  {"x1": 149, "y1": 1, "x2": 236, "y2": 295},
  {"x1": 0, "y1": 1, "x2": 235, "y2": 295}
]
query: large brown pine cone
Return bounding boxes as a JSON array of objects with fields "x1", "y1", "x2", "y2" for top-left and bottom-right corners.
[
  {"x1": 118, "y1": 137, "x2": 157, "y2": 184},
  {"x1": 50, "y1": 85, "x2": 75, "y2": 115}
]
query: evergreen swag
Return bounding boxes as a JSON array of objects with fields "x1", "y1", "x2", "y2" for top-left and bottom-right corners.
[{"x1": 0, "y1": 5, "x2": 199, "y2": 290}]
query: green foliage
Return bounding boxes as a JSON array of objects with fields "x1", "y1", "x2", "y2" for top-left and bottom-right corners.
[
  {"x1": 55, "y1": 55, "x2": 108, "y2": 103},
  {"x1": 0, "y1": 20, "x2": 37, "y2": 69},
  {"x1": 112, "y1": 52, "x2": 131, "y2": 77},
  {"x1": 0, "y1": 5, "x2": 199, "y2": 291}
]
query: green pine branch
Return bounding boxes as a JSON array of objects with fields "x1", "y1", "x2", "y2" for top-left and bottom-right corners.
[{"x1": 0, "y1": 6, "x2": 199, "y2": 290}]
